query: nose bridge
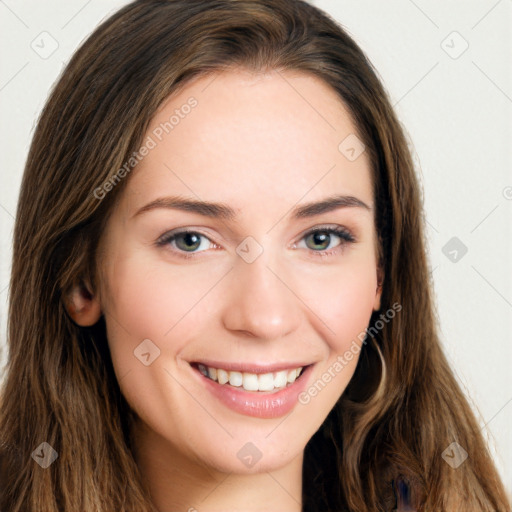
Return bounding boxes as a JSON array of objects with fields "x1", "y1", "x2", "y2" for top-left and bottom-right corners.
[{"x1": 220, "y1": 237, "x2": 301, "y2": 340}]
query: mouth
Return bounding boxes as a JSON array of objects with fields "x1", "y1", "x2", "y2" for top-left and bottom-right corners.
[
  {"x1": 189, "y1": 361, "x2": 313, "y2": 419},
  {"x1": 191, "y1": 362, "x2": 307, "y2": 393}
]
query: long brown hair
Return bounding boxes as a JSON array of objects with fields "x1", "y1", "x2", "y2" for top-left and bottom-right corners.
[{"x1": 1, "y1": 0, "x2": 509, "y2": 510}]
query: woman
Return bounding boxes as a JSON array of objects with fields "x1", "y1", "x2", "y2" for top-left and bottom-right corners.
[{"x1": 0, "y1": 0, "x2": 509, "y2": 510}]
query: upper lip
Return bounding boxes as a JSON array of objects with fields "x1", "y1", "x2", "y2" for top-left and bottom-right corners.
[{"x1": 191, "y1": 361, "x2": 311, "y2": 374}]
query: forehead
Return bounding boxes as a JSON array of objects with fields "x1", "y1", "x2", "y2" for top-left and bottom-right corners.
[{"x1": 122, "y1": 69, "x2": 373, "y2": 214}]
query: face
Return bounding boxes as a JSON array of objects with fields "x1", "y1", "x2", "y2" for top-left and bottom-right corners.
[{"x1": 96, "y1": 69, "x2": 382, "y2": 474}]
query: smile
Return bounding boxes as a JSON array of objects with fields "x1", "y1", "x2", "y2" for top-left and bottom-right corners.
[
  {"x1": 196, "y1": 363, "x2": 303, "y2": 392},
  {"x1": 190, "y1": 361, "x2": 313, "y2": 419}
]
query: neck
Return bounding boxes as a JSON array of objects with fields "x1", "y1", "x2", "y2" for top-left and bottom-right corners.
[{"x1": 132, "y1": 420, "x2": 304, "y2": 512}]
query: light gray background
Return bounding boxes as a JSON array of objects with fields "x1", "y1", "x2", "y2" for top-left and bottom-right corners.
[{"x1": 0, "y1": 0, "x2": 511, "y2": 495}]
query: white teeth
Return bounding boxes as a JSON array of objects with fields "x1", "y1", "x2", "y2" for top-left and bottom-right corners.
[
  {"x1": 217, "y1": 368, "x2": 229, "y2": 385},
  {"x1": 197, "y1": 364, "x2": 305, "y2": 392},
  {"x1": 274, "y1": 370, "x2": 288, "y2": 388},
  {"x1": 258, "y1": 373, "x2": 275, "y2": 391},
  {"x1": 287, "y1": 369, "x2": 297, "y2": 383},
  {"x1": 242, "y1": 373, "x2": 259, "y2": 391},
  {"x1": 228, "y1": 371, "x2": 243, "y2": 387}
]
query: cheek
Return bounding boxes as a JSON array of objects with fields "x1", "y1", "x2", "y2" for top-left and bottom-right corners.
[
  {"x1": 294, "y1": 259, "x2": 378, "y2": 419},
  {"x1": 100, "y1": 249, "x2": 225, "y2": 368},
  {"x1": 99, "y1": 252, "x2": 218, "y2": 427},
  {"x1": 329, "y1": 275, "x2": 377, "y2": 350},
  {"x1": 298, "y1": 254, "x2": 378, "y2": 353}
]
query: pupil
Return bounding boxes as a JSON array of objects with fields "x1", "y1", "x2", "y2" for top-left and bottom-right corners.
[
  {"x1": 180, "y1": 233, "x2": 200, "y2": 251},
  {"x1": 311, "y1": 232, "x2": 329, "y2": 250}
]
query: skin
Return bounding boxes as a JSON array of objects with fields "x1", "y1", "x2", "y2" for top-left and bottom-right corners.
[{"x1": 68, "y1": 69, "x2": 383, "y2": 512}]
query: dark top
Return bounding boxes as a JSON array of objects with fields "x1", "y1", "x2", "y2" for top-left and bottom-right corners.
[{"x1": 393, "y1": 476, "x2": 416, "y2": 511}]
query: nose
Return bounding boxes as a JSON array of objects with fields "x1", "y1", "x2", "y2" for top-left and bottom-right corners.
[{"x1": 220, "y1": 247, "x2": 302, "y2": 341}]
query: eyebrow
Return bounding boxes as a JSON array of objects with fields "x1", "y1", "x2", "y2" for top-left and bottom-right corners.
[{"x1": 132, "y1": 194, "x2": 372, "y2": 221}]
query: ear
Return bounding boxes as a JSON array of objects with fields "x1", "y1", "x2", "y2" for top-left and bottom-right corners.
[
  {"x1": 63, "y1": 280, "x2": 102, "y2": 326},
  {"x1": 373, "y1": 264, "x2": 384, "y2": 311}
]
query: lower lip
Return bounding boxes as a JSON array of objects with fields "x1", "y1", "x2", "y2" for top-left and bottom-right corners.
[{"x1": 192, "y1": 365, "x2": 313, "y2": 419}]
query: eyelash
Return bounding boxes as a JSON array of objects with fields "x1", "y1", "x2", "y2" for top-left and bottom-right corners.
[{"x1": 155, "y1": 226, "x2": 356, "y2": 260}]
